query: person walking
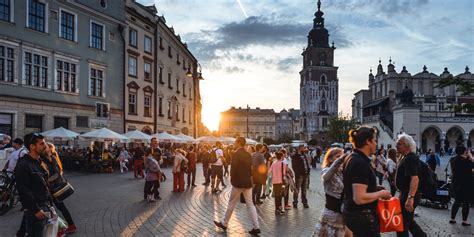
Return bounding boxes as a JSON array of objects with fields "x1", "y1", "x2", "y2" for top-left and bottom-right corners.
[
  {"x1": 3, "y1": 138, "x2": 28, "y2": 176},
  {"x1": 314, "y1": 148, "x2": 349, "y2": 237},
  {"x1": 281, "y1": 148, "x2": 295, "y2": 210},
  {"x1": 374, "y1": 148, "x2": 387, "y2": 186},
  {"x1": 210, "y1": 142, "x2": 225, "y2": 193},
  {"x1": 144, "y1": 148, "x2": 162, "y2": 202},
  {"x1": 395, "y1": 133, "x2": 427, "y2": 237},
  {"x1": 343, "y1": 126, "x2": 392, "y2": 237},
  {"x1": 133, "y1": 145, "x2": 145, "y2": 178},
  {"x1": 172, "y1": 149, "x2": 188, "y2": 192},
  {"x1": 292, "y1": 145, "x2": 311, "y2": 208},
  {"x1": 42, "y1": 143, "x2": 77, "y2": 234},
  {"x1": 201, "y1": 146, "x2": 211, "y2": 186},
  {"x1": 252, "y1": 144, "x2": 267, "y2": 204},
  {"x1": 268, "y1": 151, "x2": 287, "y2": 215},
  {"x1": 118, "y1": 147, "x2": 130, "y2": 173},
  {"x1": 214, "y1": 137, "x2": 261, "y2": 235},
  {"x1": 386, "y1": 148, "x2": 398, "y2": 196},
  {"x1": 186, "y1": 146, "x2": 197, "y2": 187},
  {"x1": 15, "y1": 133, "x2": 52, "y2": 236},
  {"x1": 426, "y1": 150, "x2": 439, "y2": 172},
  {"x1": 449, "y1": 145, "x2": 473, "y2": 226}
]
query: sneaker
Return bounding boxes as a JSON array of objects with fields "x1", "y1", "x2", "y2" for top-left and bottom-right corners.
[
  {"x1": 449, "y1": 220, "x2": 456, "y2": 224},
  {"x1": 214, "y1": 221, "x2": 227, "y2": 231},
  {"x1": 293, "y1": 204, "x2": 298, "y2": 209},
  {"x1": 65, "y1": 224, "x2": 77, "y2": 234},
  {"x1": 303, "y1": 204, "x2": 309, "y2": 208},
  {"x1": 462, "y1": 222, "x2": 471, "y2": 226},
  {"x1": 248, "y1": 228, "x2": 261, "y2": 235},
  {"x1": 275, "y1": 209, "x2": 285, "y2": 215},
  {"x1": 284, "y1": 205, "x2": 292, "y2": 210},
  {"x1": 155, "y1": 196, "x2": 162, "y2": 200}
]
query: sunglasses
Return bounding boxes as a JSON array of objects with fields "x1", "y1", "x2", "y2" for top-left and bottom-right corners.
[{"x1": 29, "y1": 133, "x2": 44, "y2": 145}]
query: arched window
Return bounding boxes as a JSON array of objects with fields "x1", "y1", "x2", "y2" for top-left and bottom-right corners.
[
  {"x1": 321, "y1": 99, "x2": 326, "y2": 111},
  {"x1": 320, "y1": 74, "x2": 327, "y2": 84}
]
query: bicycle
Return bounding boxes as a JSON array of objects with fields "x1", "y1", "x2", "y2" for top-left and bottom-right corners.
[{"x1": 0, "y1": 170, "x2": 18, "y2": 215}]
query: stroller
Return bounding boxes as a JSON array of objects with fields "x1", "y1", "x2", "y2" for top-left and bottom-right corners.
[{"x1": 419, "y1": 168, "x2": 451, "y2": 209}]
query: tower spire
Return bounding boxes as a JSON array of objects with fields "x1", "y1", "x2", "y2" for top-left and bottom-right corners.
[{"x1": 317, "y1": 0, "x2": 321, "y2": 11}]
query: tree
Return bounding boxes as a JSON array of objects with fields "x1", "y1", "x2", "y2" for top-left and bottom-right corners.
[
  {"x1": 435, "y1": 74, "x2": 474, "y2": 113},
  {"x1": 326, "y1": 113, "x2": 357, "y2": 143},
  {"x1": 277, "y1": 133, "x2": 293, "y2": 144}
]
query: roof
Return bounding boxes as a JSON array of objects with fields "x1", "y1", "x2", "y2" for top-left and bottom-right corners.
[{"x1": 363, "y1": 97, "x2": 389, "y2": 109}]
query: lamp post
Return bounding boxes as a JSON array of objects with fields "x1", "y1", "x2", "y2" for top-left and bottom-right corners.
[
  {"x1": 186, "y1": 62, "x2": 204, "y2": 138},
  {"x1": 246, "y1": 104, "x2": 250, "y2": 138}
]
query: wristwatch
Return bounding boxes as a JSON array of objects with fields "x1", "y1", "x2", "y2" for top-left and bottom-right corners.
[{"x1": 408, "y1": 195, "x2": 415, "y2": 199}]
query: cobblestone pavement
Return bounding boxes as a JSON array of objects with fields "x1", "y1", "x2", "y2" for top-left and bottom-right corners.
[{"x1": 0, "y1": 165, "x2": 472, "y2": 237}]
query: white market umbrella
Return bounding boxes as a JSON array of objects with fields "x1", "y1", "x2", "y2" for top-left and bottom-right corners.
[
  {"x1": 218, "y1": 136, "x2": 235, "y2": 145},
  {"x1": 41, "y1": 127, "x2": 79, "y2": 140},
  {"x1": 151, "y1": 132, "x2": 182, "y2": 143},
  {"x1": 175, "y1": 133, "x2": 197, "y2": 144},
  {"x1": 245, "y1": 138, "x2": 258, "y2": 145},
  {"x1": 197, "y1": 136, "x2": 220, "y2": 144},
  {"x1": 122, "y1": 130, "x2": 152, "y2": 143},
  {"x1": 80, "y1": 127, "x2": 128, "y2": 142}
]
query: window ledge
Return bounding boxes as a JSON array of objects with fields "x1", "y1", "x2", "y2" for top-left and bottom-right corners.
[
  {"x1": 0, "y1": 81, "x2": 18, "y2": 86},
  {"x1": 128, "y1": 74, "x2": 137, "y2": 78},
  {"x1": 88, "y1": 95, "x2": 106, "y2": 100},
  {"x1": 128, "y1": 112, "x2": 138, "y2": 116},
  {"x1": 21, "y1": 85, "x2": 50, "y2": 91},
  {"x1": 88, "y1": 46, "x2": 106, "y2": 52},
  {"x1": 58, "y1": 37, "x2": 78, "y2": 44},
  {"x1": 25, "y1": 27, "x2": 49, "y2": 35},
  {"x1": 55, "y1": 90, "x2": 79, "y2": 96}
]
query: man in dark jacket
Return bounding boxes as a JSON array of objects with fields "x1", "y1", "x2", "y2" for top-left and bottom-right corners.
[
  {"x1": 214, "y1": 137, "x2": 260, "y2": 235},
  {"x1": 292, "y1": 145, "x2": 311, "y2": 208},
  {"x1": 15, "y1": 133, "x2": 51, "y2": 236}
]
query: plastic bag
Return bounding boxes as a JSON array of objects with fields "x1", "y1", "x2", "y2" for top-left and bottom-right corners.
[{"x1": 376, "y1": 197, "x2": 404, "y2": 233}]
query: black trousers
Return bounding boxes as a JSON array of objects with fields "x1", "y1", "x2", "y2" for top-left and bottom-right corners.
[
  {"x1": 203, "y1": 165, "x2": 210, "y2": 184},
  {"x1": 397, "y1": 193, "x2": 426, "y2": 237},
  {"x1": 451, "y1": 192, "x2": 470, "y2": 221},
  {"x1": 187, "y1": 169, "x2": 196, "y2": 186},
  {"x1": 273, "y1": 184, "x2": 283, "y2": 211},
  {"x1": 53, "y1": 199, "x2": 74, "y2": 225},
  {"x1": 344, "y1": 209, "x2": 380, "y2": 237},
  {"x1": 144, "y1": 180, "x2": 160, "y2": 198},
  {"x1": 252, "y1": 184, "x2": 262, "y2": 203},
  {"x1": 293, "y1": 174, "x2": 308, "y2": 205}
]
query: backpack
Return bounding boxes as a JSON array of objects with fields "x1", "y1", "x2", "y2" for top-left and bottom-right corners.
[
  {"x1": 418, "y1": 159, "x2": 437, "y2": 197},
  {"x1": 209, "y1": 149, "x2": 218, "y2": 163}
]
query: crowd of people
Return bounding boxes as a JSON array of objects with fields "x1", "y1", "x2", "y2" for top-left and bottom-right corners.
[{"x1": 1, "y1": 127, "x2": 473, "y2": 236}]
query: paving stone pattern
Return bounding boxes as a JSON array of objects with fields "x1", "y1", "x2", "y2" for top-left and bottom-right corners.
[{"x1": 0, "y1": 164, "x2": 472, "y2": 237}]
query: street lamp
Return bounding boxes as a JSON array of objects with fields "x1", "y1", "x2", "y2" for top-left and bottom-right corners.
[
  {"x1": 186, "y1": 62, "x2": 204, "y2": 138},
  {"x1": 186, "y1": 63, "x2": 204, "y2": 80},
  {"x1": 246, "y1": 104, "x2": 250, "y2": 138}
]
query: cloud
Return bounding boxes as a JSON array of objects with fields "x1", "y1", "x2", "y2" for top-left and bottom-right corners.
[
  {"x1": 185, "y1": 14, "x2": 351, "y2": 64},
  {"x1": 325, "y1": 0, "x2": 430, "y2": 17},
  {"x1": 225, "y1": 66, "x2": 245, "y2": 74}
]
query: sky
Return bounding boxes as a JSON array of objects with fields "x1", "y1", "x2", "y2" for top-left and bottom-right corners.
[{"x1": 138, "y1": 0, "x2": 474, "y2": 131}]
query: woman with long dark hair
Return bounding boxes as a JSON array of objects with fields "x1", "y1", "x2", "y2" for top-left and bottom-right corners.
[{"x1": 342, "y1": 126, "x2": 391, "y2": 237}]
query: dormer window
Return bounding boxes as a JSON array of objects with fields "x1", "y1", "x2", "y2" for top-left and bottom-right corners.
[{"x1": 100, "y1": 0, "x2": 107, "y2": 8}]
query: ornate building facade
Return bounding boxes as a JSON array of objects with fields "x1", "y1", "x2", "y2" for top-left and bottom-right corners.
[
  {"x1": 352, "y1": 61, "x2": 474, "y2": 152},
  {"x1": 219, "y1": 107, "x2": 276, "y2": 140},
  {"x1": 300, "y1": 0, "x2": 339, "y2": 141}
]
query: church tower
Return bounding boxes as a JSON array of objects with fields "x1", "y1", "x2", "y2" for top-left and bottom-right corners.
[{"x1": 300, "y1": 0, "x2": 339, "y2": 141}]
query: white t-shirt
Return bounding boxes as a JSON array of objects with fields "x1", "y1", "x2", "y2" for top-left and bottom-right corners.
[
  {"x1": 386, "y1": 159, "x2": 396, "y2": 174},
  {"x1": 7, "y1": 147, "x2": 28, "y2": 172},
  {"x1": 212, "y1": 148, "x2": 224, "y2": 166}
]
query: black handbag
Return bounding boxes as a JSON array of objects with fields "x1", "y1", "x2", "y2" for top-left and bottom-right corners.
[{"x1": 49, "y1": 174, "x2": 75, "y2": 202}]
